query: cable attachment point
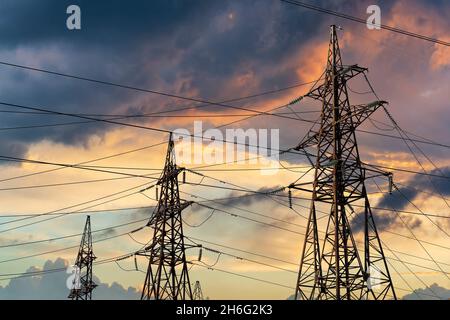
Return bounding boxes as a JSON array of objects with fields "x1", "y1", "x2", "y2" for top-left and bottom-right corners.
[
  {"x1": 288, "y1": 188, "x2": 293, "y2": 209},
  {"x1": 198, "y1": 246, "x2": 203, "y2": 262},
  {"x1": 388, "y1": 173, "x2": 394, "y2": 194}
]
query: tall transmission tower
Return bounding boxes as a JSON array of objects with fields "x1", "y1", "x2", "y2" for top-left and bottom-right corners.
[
  {"x1": 137, "y1": 133, "x2": 194, "y2": 300},
  {"x1": 68, "y1": 215, "x2": 97, "y2": 300},
  {"x1": 289, "y1": 25, "x2": 396, "y2": 300},
  {"x1": 193, "y1": 281, "x2": 204, "y2": 300}
]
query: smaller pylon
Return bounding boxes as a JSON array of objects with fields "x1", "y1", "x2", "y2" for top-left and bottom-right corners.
[
  {"x1": 68, "y1": 215, "x2": 97, "y2": 300},
  {"x1": 193, "y1": 281, "x2": 204, "y2": 300}
]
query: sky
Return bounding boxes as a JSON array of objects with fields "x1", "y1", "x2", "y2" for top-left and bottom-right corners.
[{"x1": 0, "y1": 0, "x2": 449, "y2": 299}]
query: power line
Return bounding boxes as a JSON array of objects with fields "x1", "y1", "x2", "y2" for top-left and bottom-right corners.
[
  {"x1": 11, "y1": 62, "x2": 441, "y2": 153},
  {"x1": 0, "y1": 140, "x2": 168, "y2": 184},
  {"x1": 357, "y1": 129, "x2": 450, "y2": 149},
  {"x1": 371, "y1": 180, "x2": 450, "y2": 283},
  {"x1": 0, "y1": 165, "x2": 312, "y2": 193},
  {"x1": 280, "y1": 0, "x2": 450, "y2": 46},
  {"x1": 366, "y1": 118, "x2": 450, "y2": 150},
  {"x1": 0, "y1": 225, "x2": 144, "y2": 265},
  {"x1": 180, "y1": 170, "x2": 450, "y2": 272},
  {"x1": 0, "y1": 189, "x2": 446, "y2": 292},
  {"x1": 0, "y1": 100, "x2": 311, "y2": 157},
  {"x1": 181, "y1": 183, "x2": 450, "y2": 269},
  {"x1": 185, "y1": 166, "x2": 450, "y2": 220},
  {"x1": 365, "y1": 163, "x2": 450, "y2": 180},
  {"x1": 0, "y1": 63, "x2": 317, "y2": 124},
  {"x1": 190, "y1": 262, "x2": 295, "y2": 290},
  {"x1": 0, "y1": 175, "x2": 147, "y2": 192},
  {"x1": 0, "y1": 60, "x2": 320, "y2": 112},
  {"x1": 0, "y1": 156, "x2": 162, "y2": 179},
  {"x1": 0, "y1": 205, "x2": 152, "y2": 218},
  {"x1": 0, "y1": 80, "x2": 317, "y2": 188},
  {"x1": 192, "y1": 201, "x2": 450, "y2": 274},
  {"x1": 180, "y1": 178, "x2": 450, "y2": 220},
  {"x1": 185, "y1": 237, "x2": 442, "y2": 299},
  {"x1": 0, "y1": 181, "x2": 153, "y2": 233},
  {"x1": 0, "y1": 250, "x2": 140, "y2": 281},
  {"x1": 185, "y1": 236, "x2": 298, "y2": 266},
  {"x1": 185, "y1": 185, "x2": 450, "y2": 251},
  {"x1": 0, "y1": 216, "x2": 150, "y2": 249}
]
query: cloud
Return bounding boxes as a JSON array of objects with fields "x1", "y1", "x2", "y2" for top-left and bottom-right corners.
[
  {"x1": 0, "y1": 0, "x2": 335, "y2": 160},
  {"x1": 190, "y1": 185, "x2": 285, "y2": 212},
  {"x1": 0, "y1": 0, "x2": 447, "y2": 169},
  {"x1": 402, "y1": 283, "x2": 450, "y2": 300},
  {"x1": 351, "y1": 166, "x2": 450, "y2": 232},
  {"x1": 351, "y1": 207, "x2": 422, "y2": 234},
  {"x1": 377, "y1": 166, "x2": 450, "y2": 211},
  {"x1": 0, "y1": 258, "x2": 140, "y2": 300}
]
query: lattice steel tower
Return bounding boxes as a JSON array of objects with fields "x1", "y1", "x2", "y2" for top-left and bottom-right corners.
[
  {"x1": 138, "y1": 133, "x2": 194, "y2": 300},
  {"x1": 68, "y1": 215, "x2": 97, "y2": 300},
  {"x1": 193, "y1": 281, "x2": 204, "y2": 300},
  {"x1": 289, "y1": 25, "x2": 395, "y2": 300}
]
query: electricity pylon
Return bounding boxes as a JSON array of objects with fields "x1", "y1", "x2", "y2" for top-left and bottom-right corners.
[
  {"x1": 68, "y1": 215, "x2": 97, "y2": 300},
  {"x1": 289, "y1": 25, "x2": 395, "y2": 300},
  {"x1": 137, "y1": 133, "x2": 194, "y2": 300},
  {"x1": 193, "y1": 281, "x2": 204, "y2": 300}
]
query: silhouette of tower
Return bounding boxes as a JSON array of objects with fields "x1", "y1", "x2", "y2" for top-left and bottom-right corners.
[
  {"x1": 138, "y1": 133, "x2": 194, "y2": 300},
  {"x1": 193, "y1": 281, "x2": 204, "y2": 300},
  {"x1": 68, "y1": 215, "x2": 97, "y2": 300},
  {"x1": 290, "y1": 25, "x2": 395, "y2": 300}
]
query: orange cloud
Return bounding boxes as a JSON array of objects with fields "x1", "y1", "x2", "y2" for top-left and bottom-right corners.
[
  {"x1": 295, "y1": 40, "x2": 328, "y2": 83},
  {"x1": 386, "y1": 1, "x2": 450, "y2": 70}
]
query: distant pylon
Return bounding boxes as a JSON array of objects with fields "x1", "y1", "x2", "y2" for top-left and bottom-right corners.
[
  {"x1": 137, "y1": 133, "x2": 194, "y2": 300},
  {"x1": 290, "y1": 25, "x2": 395, "y2": 300},
  {"x1": 193, "y1": 281, "x2": 204, "y2": 300},
  {"x1": 68, "y1": 215, "x2": 97, "y2": 300}
]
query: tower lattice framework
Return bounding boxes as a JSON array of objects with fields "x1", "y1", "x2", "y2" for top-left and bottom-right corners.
[
  {"x1": 138, "y1": 133, "x2": 194, "y2": 300},
  {"x1": 68, "y1": 215, "x2": 97, "y2": 300},
  {"x1": 290, "y1": 25, "x2": 396, "y2": 300},
  {"x1": 193, "y1": 281, "x2": 204, "y2": 300}
]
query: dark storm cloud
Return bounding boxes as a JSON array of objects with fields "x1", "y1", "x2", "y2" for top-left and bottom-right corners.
[
  {"x1": 130, "y1": 206, "x2": 154, "y2": 220},
  {"x1": 0, "y1": 0, "x2": 340, "y2": 161},
  {"x1": 351, "y1": 207, "x2": 422, "y2": 234},
  {"x1": 96, "y1": 227, "x2": 117, "y2": 238},
  {"x1": 1, "y1": 0, "x2": 446, "y2": 165},
  {"x1": 379, "y1": 166, "x2": 450, "y2": 210},
  {"x1": 190, "y1": 185, "x2": 285, "y2": 213},
  {"x1": 351, "y1": 167, "x2": 450, "y2": 232},
  {"x1": 0, "y1": 140, "x2": 28, "y2": 161}
]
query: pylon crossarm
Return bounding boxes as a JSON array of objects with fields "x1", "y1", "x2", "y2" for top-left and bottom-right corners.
[
  {"x1": 157, "y1": 167, "x2": 184, "y2": 185},
  {"x1": 306, "y1": 65, "x2": 367, "y2": 100},
  {"x1": 362, "y1": 165, "x2": 392, "y2": 179},
  {"x1": 349, "y1": 101, "x2": 387, "y2": 125},
  {"x1": 294, "y1": 101, "x2": 386, "y2": 150},
  {"x1": 148, "y1": 199, "x2": 194, "y2": 226},
  {"x1": 289, "y1": 183, "x2": 314, "y2": 195}
]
